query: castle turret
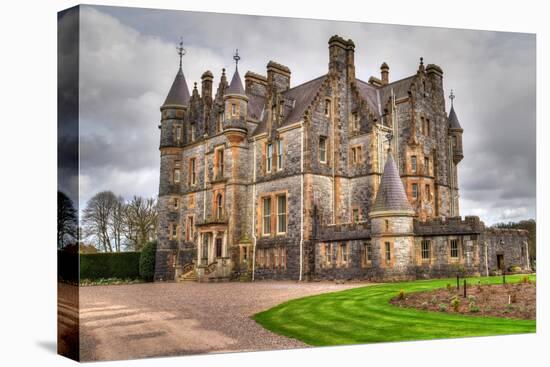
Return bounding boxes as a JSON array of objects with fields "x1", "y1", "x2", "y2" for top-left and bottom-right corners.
[
  {"x1": 223, "y1": 49, "x2": 248, "y2": 134},
  {"x1": 448, "y1": 93, "x2": 463, "y2": 163},
  {"x1": 370, "y1": 150, "x2": 415, "y2": 276},
  {"x1": 447, "y1": 90, "x2": 463, "y2": 216},
  {"x1": 159, "y1": 41, "x2": 190, "y2": 148}
]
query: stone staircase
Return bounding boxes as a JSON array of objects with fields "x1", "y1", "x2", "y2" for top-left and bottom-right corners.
[
  {"x1": 177, "y1": 263, "x2": 197, "y2": 283},
  {"x1": 178, "y1": 271, "x2": 198, "y2": 282}
]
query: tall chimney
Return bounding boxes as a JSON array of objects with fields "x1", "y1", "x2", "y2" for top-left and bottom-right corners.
[{"x1": 380, "y1": 62, "x2": 389, "y2": 85}]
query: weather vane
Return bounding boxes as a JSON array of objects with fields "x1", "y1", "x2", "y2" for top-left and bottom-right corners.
[
  {"x1": 449, "y1": 89, "x2": 455, "y2": 107},
  {"x1": 233, "y1": 49, "x2": 241, "y2": 67},
  {"x1": 177, "y1": 37, "x2": 186, "y2": 69}
]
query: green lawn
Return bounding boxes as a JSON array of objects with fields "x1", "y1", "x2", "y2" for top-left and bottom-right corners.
[{"x1": 253, "y1": 274, "x2": 536, "y2": 346}]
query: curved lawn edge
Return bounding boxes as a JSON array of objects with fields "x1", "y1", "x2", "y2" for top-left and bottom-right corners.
[{"x1": 253, "y1": 274, "x2": 536, "y2": 346}]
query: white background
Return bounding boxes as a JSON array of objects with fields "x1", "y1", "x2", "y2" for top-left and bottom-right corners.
[{"x1": 0, "y1": 0, "x2": 547, "y2": 366}]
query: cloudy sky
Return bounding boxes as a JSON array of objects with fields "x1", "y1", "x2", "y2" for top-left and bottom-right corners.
[{"x1": 72, "y1": 5, "x2": 535, "y2": 225}]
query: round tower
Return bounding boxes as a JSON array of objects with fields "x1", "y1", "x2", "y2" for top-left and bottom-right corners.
[
  {"x1": 370, "y1": 149, "x2": 416, "y2": 279},
  {"x1": 155, "y1": 40, "x2": 190, "y2": 281}
]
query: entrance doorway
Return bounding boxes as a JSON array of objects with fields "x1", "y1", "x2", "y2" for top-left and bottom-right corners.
[
  {"x1": 215, "y1": 237, "x2": 223, "y2": 258},
  {"x1": 497, "y1": 254, "x2": 504, "y2": 270}
]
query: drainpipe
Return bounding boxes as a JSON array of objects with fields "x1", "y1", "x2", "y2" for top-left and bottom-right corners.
[
  {"x1": 484, "y1": 241, "x2": 489, "y2": 277},
  {"x1": 251, "y1": 138, "x2": 257, "y2": 281},
  {"x1": 203, "y1": 140, "x2": 207, "y2": 221},
  {"x1": 300, "y1": 121, "x2": 304, "y2": 281}
]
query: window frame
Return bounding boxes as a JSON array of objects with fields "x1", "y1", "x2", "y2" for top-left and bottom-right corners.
[
  {"x1": 276, "y1": 194, "x2": 287, "y2": 235},
  {"x1": 276, "y1": 139, "x2": 283, "y2": 171},
  {"x1": 262, "y1": 197, "x2": 272, "y2": 236},
  {"x1": 385, "y1": 241, "x2": 392, "y2": 264},
  {"x1": 421, "y1": 240, "x2": 431, "y2": 260},
  {"x1": 266, "y1": 143, "x2": 273, "y2": 173},
  {"x1": 412, "y1": 183, "x2": 418, "y2": 199},
  {"x1": 365, "y1": 241, "x2": 372, "y2": 263},
  {"x1": 450, "y1": 239, "x2": 459, "y2": 259},
  {"x1": 411, "y1": 155, "x2": 417, "y2": 173},
  {"x1": 189, "y1": 157, "x2": 197, "y2": 186},
  {"x1": 319, "y1": 136, "x2": 327, "y2": 163},
  {"x1": 216, "y1": 193, "x2": 223, "y2": 219}
]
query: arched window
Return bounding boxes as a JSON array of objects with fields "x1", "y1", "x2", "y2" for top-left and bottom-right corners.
[{"x1": 216, "y1": 194, "x2": 223, "y2": 219}]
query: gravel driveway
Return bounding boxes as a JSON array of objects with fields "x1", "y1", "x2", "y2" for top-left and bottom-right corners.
[{"x1": 65, "y1": 281, "x2": 369, "y2": 361}]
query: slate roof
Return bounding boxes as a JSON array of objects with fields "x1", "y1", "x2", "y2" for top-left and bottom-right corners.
[
  {"x1": 251, "y1": 75, "x2": 327, "y2": 136},
  {"x1": 378, "y1": 75, "x2": 415, "y2": 106},
  {"x1": 371, "y1": 152, "x2": 414, "y2": 213},
  {"x1": 355, "y1": 79, "x2": 382, "y2": 117},
  {"x1": 163, "y1": 68, "x2": 191, "y2": 106},
  {"x1": 448, "y1": 105, "x2": 462, "y2": 130},
  {"x1": 226, "y1": 67, "x2": 246, "y2": 95}
]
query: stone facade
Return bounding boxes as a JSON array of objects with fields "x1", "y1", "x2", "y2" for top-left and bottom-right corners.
[{"x1": 154, "y1": 35, "x2": 531, "y2": 282}]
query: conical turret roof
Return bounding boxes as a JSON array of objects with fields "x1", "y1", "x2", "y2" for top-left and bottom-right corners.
[
  {"x1": 163, "y1": 68, "x2": 190, "y2": 107},
  {"x1": 226, "y1": 67, "x2": 245, "y2": 95},
  {"x1": 448, "y1": 105, "x2": 462, "y2": 130},
  {"x1": 372, "y1": 152, "x2": 414, "y2": 213}
]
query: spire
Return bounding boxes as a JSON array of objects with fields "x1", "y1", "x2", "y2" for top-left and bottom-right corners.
[
  {"x1": 372, "y1": 150, "x2": 414, "y2": 213},
  {"x1": 448, "y1": 90, "x2": 462, "y2": 130},
  {"x1": 418, "y1": 56, "x2": 425, "y2": 72},
  {"x1": 163, "y1": 38, "x2": 190, "y2": 107},
  {"x1": 226, "y1": 49, "x2": 246, "y2": 95}
]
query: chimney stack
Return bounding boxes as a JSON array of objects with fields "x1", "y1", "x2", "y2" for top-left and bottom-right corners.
[{"x1": 380, "y1": 62, "x2": 389, "y2": 85}]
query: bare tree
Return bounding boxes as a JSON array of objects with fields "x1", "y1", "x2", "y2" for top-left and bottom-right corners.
[
  {"x1": 58, "y1": 191, "x2": 78, "y2": 248},
  {"x1": 111, "y1": 196, "x2": 126, "y2": 252},
  {"x1": 123, "y1": 196, "x2": 158, "y2": 251},
  {"x1": 82, "y1": 191, "x2": 118, "y2": 252}
]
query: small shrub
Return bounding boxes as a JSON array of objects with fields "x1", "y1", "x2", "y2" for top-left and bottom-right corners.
[
  {"x1": 397, "y1": 289, "x2": 405, "y2": 300},
  {"x1": 467, "y1": 295, "x2": 476, "y2": 303},
  {"x1": 450, "y1": 296, "x2": 460, "y2": 312},
  {"x1": 509, "y1": 265, "x2": 521, "y2": 274},
  {"x1": 439, "y1": 303, "x2": 447, "y2": 312},
  {"x1": 430, "y1": 295, "x2": 438, "y2": 305},
  {"x1": 446, "y1": 283, "x2": 453, "y2": 292},
  {"x1": 421, "y1": 302, "x2": 429, "y2": 310},
  {"x1": 139, "y1": 241, "x2": 157, "y2": 282},
  {"x1": 520, "y1": 275, "x2": 531, "y2": 284},
  {"x1": 505, "y1": 303, "x2": 514, "y2": 313},
  {"x1": 469, "y1": 303, "x2": 480, "y2": 313}
]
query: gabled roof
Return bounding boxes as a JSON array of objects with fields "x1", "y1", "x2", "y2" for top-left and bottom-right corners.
[
  {"x1": 226, "y1": 67, "x2": 246, "y2": 95},
  {"x1": 163, "y1": 68, "x2": 190, "y2": 107},
  {"x1": 448, "y1": 105, "x2": 462, "y2": 130},
  {"x1": 251, "y1": 75, "x2": 327, "y2": 136},
  {"x1": 355, "y1": 79, "x2": 382, "y2": 117},
  {"x1": 371, "y1": 152, "x2": 414, "y2": 213}
]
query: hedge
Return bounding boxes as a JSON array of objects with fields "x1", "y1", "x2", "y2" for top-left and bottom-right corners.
[
  {"x1": 139, "y1": 241, "x2": 157, "y2": 281},
  {"x1": 79, "y1": 252, "x2": 141, "y2": 280}
]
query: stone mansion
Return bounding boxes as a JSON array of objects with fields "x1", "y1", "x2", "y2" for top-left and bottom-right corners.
[{"x1": 154, "y1": 35, "x2": 530, "y2": 282}]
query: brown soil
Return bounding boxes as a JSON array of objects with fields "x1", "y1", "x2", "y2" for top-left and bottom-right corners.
[{"x1": 391, "y1": 281, "x2": 536, "y2": 320}]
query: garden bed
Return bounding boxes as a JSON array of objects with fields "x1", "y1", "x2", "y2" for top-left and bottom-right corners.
[{"x1": 391, "y1": 280, "x2": 535, "y2": 320}]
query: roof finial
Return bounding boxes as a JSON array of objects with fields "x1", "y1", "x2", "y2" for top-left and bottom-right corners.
[
  {"x1": 386, "y1": 132, "x2": 394, "y2": 153},
  {"x1": 420, "y1": 56, "x2": 424, "y2": 66},
  {"x1": 233, "y1": 48, "x2": 241, "y2": 68},
  {"x1": 449, "y1": 89, "x2": 455, "y2": 107},
  {"x1": 176, "y1": 37, "x2": 186, "y2": 70}
]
